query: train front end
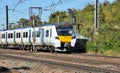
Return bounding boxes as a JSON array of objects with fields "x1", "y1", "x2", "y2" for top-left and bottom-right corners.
[{"x1": 54, "y1": 23, "x2": 76, "y2": 52}]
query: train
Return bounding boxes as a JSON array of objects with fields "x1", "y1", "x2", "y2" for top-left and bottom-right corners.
[{"x1": 0, "y1": 22, "x2": 88, "y2": 52}]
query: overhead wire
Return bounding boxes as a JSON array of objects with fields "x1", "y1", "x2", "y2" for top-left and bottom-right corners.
[
  {"x1": 51, "y1": 0, "x2": 62, "y2": 13},
  {"x1": 12, "y1": 0, "x2": 30, "y2": 12},
  {"x1": 44, "y1": 0, "x2": 63, "y2": 13},
  {"x1": 73, "y1": 0, "x2": 93, "y2": 8}
]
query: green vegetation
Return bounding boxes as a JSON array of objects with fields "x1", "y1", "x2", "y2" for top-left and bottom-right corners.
[
  {"x1": 10, "y1": 15, "x2": 42, "y2": 29},
  {"x1": 49, "y1": 0, "x2": 120, "y2": 56}
]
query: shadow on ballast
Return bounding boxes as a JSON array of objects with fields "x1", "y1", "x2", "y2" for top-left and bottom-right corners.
[{"x1": 0, "y1": 66, "x2": 25, "y2": 73}]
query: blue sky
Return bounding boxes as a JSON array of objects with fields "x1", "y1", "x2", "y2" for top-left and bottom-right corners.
[{"x1": 0, "y1": 0, "x2": 115, "y2": 28}]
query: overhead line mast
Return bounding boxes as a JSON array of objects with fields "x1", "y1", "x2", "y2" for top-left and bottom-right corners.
[
  {"x1": 6, "y1": 5, "x2": 9, "y2": 30},
  {"x1": 94, "y1": 0, "x2": 99, "y2": 35}
]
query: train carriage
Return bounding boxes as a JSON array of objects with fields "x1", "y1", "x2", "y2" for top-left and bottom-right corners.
[{"x1": 22, "y1": 27, "x2": 32, "y2": 45}]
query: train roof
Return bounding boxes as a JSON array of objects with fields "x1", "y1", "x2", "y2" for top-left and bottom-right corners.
[
  {"x1": 15, "y1": 26, "x2": 33, "y2": 30},
  {"x1": 4, "y1": 26, "x2": 39, "y2": 31},
  {"x1": 54, "y1": 22, "x2": 73, "y2": 27},
  {"x1": 1, "y1": 22, "x2": 73, "y2": 31},
  {"x1": 40, "y1": 24, "x2": 54, "y2": 27},
  {"x1": 41, "y1": 22, "x2": 73, "y2": 27}
]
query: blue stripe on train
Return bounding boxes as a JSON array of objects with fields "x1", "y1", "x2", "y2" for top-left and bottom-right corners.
[
  {"x1": 41, "y1": 29, "x2": 45, "y2": 44},
  {"x1": 14, "y1": 31, "x2": 16, "y2": 44},
  {"x1": 29, "y1": 30, "x2": 32, "y2": 44},
  {"x1": 6, "y1": 32, "x2": 7, "y2": 44}
]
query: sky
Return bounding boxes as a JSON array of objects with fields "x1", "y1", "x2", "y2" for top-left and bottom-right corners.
[{"x1": 0, "y1": 0, "x2": 115, "y2": 29}]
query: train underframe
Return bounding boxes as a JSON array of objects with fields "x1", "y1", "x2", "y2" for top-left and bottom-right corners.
[
  {"x1": 0, "y1": 44, "x2": 56, "y2": 52},
  {"x1": 0, "y1": 39, "x2": 88, "y2": 53}
]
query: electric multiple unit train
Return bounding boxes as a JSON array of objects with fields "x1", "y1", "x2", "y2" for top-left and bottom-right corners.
[{"x1": 0, "y1": 22, "x2": 86, "y2": 52}]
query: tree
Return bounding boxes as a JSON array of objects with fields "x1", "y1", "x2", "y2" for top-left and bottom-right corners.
[
  {"x1": 115, "y1": 0, "x2": 120, "y2": 2},
  {"x1": 18, "y1": 18, "x2": 29, "y2": 27},
  {"x1": 99, "y1": 5, "x2": 105, "y2": 23},
  {"x1": 104, "y1": 0, "x2": 109, "y2": 6},
  {"x1": 29, "y1": 15, "x2": 42, "y2": 26},
  {"x1": 49, "y1": 11, "x2": 67, "y2": 23}
]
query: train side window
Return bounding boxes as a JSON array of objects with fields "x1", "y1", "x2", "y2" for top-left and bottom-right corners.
[
  {"x1": 18, "y1": 33, "x2": 19, "y2": 38},
  {"x1": 2, "y1": 34, "x2": 5, "y2": 38},
  {"x1": 16, "y1": 33, "x2": 18, "y2": 38},
  {"x1": 17, "y1": 33, "x2": 19, "y2": 38},
  {"x1": 8, "y1": 33, "x2": 10, "y2": 38},
  {"x1": 16, "y1": 33, "x2": 20, "y2": 38},
  {"x1": 19, "y1": 33, "x2": 20, "y2": 38},
  {"x1": 8, "y1": 33, "x2": 11, "y2": 38},
  {"x1": 36, "y1": 31, "x2": 40, "y2": 37},
  {"x1": 17, "y1": 33, "x2": 18, "y2": 38},
  {"x1": 23, "y1": 32, "x2": 25, "y2": 38},
  {"x1": 26, "y1": 32, "x2": 28, "y2": 38},
  {"x1": 46, "y1": 30, "x2": 49, "y2": 37},
  {"x1": 11, "y1": 33, "x2": 13, "y2": 38}
]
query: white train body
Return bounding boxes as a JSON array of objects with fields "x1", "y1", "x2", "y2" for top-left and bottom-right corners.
[
  {"x1": 1, "y1": 31, "x2": 7, "y2": 45},
  {"x1": 0, "y1": 23, "x2": 77, "y2": 52},
  {"x1": 0, "y1": 31, "x2": 2, "y2": 45},
  {"x1": 15, "y1": 28, "x2": 23, "y2": 45}
]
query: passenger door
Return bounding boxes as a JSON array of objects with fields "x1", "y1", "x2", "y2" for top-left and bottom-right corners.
[
  {"x1": 29, "y1": 30, "x2": 32, "y2": 44},
  {"x1": 45, "y1": 29, "x2": 50, "y2": 45},
  {"x1": 41, "y1": 29, "x2": 45, "y2": 45}
]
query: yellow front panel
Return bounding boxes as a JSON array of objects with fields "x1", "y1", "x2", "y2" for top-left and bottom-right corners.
[{"x1": 58, "y1": 36, "x2": 72, "y2": 42}]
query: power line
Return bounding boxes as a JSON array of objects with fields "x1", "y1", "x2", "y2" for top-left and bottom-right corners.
[
  {"x1": 12, "y1": 0, "x2": 30, "y2": 12},
  {"x1": 45, "y1": 0, "x2": 63, "y2": 13},
  {"x1": 74, "y1": 0, "x2": 93, "y2": 8},
  {"x1": 51, "y1": 0, "x2": 62, "y2": 13}
]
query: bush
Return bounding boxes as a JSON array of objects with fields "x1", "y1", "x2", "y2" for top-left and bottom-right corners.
[{"x1": 86, "y1": 23, "x2": 120, "y2": 56}]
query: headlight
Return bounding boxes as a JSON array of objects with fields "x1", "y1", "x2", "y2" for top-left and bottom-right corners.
[
  {"x1": 72, "y1": 36, "x2": 76, "y2": 39},
  {"x1": 55, "y1": 36, "x2": 59, "y2": 39}
]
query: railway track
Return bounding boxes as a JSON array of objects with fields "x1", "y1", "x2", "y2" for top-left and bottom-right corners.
[
  {"x1": 72, "y1": 53, "x2": 120, "y2": 59},
  {"x1": 0, "y1": 54, "x2": 120, "y2": 73},
  {"x1": 1, "y1": 50, "x2": 120, "y2": 67},
  {"x1": 7, "y1": 51, "x2": 120, "y2": 66},
  {"x1": 0, "y1": 49, "x2": 120, "y2": 73}
]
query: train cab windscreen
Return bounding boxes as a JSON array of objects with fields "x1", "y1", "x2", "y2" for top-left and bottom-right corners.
[{"x1": 56, "y1": 26, "x2": 74, "y2": 36}]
